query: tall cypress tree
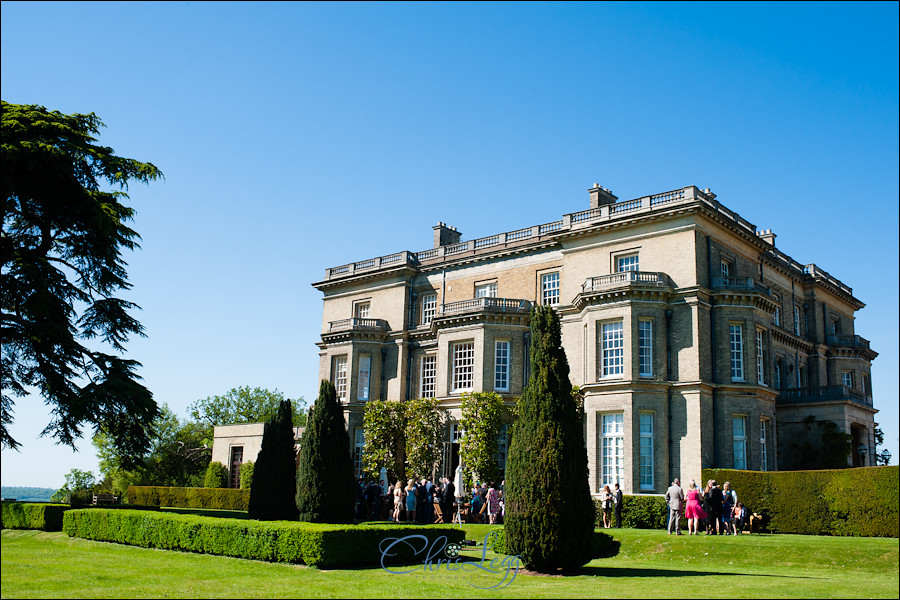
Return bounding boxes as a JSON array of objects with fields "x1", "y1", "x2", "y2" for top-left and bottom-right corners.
[
  {"x1": 505, "y1": 305, "x2": 595, "y2": 571},
  {"x1": 296, "y1": 380, "x2": 355, "y2": 523},
  {"x1": 248, "y1": 399, "x2": 299, "y2": 521}
]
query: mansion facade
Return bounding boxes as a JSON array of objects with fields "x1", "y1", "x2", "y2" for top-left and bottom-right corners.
[{"x1": 313, "y1": 183, "x2": 878, "y2": 495}]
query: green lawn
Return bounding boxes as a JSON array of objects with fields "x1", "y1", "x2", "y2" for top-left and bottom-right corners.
[{"x1": 2, "y1": 526, "x2": 897, "y2": 598}]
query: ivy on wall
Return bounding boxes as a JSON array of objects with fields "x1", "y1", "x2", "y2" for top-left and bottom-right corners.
[
  {"x1": 459, "y1": 391, "x2": 507, "y2": 488},
  {"x1": 361, "y1": 398, "x2": 447, "y2": 483}
]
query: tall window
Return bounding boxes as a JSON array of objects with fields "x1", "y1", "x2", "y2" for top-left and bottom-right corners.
[
  {"x1": 357, "y1": 355, "x2": 371, "y2": 401},
  {"x1": 540, "y1": 272, "x2": 560, "y2": 305},
  {"x1": 760, "y1": 419, "x2": 769, "y2": 472},
  {"x1": 862, "y1": 373, "x2": 870, "y2": 397},
  {"x1": 730, "y1": 325, "x2": 744, "y2": 382},
  {"x1": 332, "y1": 356, "x2": 348, "y2": 400},
  {"x1": 494, "y1": 424, "x2": 509, "y2": 473},
  {"x1": 476, "y1": 282, "x2": 498, "y2": 298},
  {"x1": 733, "y1": 416, "x2": 747, "y2": 470},
  {"x1": 420, "y1": 355, "x2": 436, "y2": 398},
  {"x1": 451, "y1": 342, "x2": 475, "y2": 392},
  {"x1": 638, "y1": 320, "x2": 653, "y2": 377},
  {"x1": 494, "y1": 340, "x2": 510, "y2": 391},
  {"x1": 756, "y1": 329, "x2": 765, "y2": 386},
  {"x1": 601, "y1": 413, "x2": 624, "y2": 488},
  {"x1": 793, "y1": 305, "x2": 801, "y2": 335},
  {"x1": 421, "y1": 294, "x2": 437, "y2": 325},
  {"x1": 601, "y1": 321, "x2": 624, "y2": 378},
  {"x1": 721, "y1": 260, "x2": 731, "y2": 277},
  {"x1": 639, "y1": 412, "x2": 654, "y2": 490},
  {"x1": 774, "y1": 358, "x2": 782, "y2": 389},
  {"x1": 616, "y1": 254, "x2": 639, "y2": 272},
  {"x1": 353, "y1": 428, "x2": 365, "y2": 478},
  {"x1": 842, "y1": 371, "x2": 853, "y2": 389},
  {"x1": 773, "y1": 296, "x2": 781, "y2": 327},
  {"x1": 354, "y1": 302, "x2": 370, "y2": 319},
  {"x1": 830, "y1": 318, "x2": 839, "y2": 335}
]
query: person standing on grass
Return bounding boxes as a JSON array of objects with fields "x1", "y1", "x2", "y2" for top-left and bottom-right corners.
[
  {"x1": 705, "y1": 479, "x2": 724, "y2": 535},
  {"x1": 486, "y1": 482, "x2": 501, "y2": 524},
  {"x1": 404, "y1": 479, "x2": 417, "y2": 524},
  {"x1": 614, "y1": 483, "x2": 624, "y2": 528},
  {"x1": 684, "y1": 480, "x2": 707, "y2": 535},
  {"x1": 665, "y1": 478, "x2": 685, "y2": 535},
  {"x1": 391, "y1": 481, "x2": 403, "y2": 522},
  {"x1": 600, "y1": 485, "x2": 614, "y2": 528}
]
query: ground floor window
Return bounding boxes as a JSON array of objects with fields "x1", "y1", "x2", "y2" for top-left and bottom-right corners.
[
  {"x1": 353, "y1": 428, "x2": 365, "y2": 478},
  {"x1": 639, "y1": 412, "x2": 654, "y2": 490},
  {"x1": 760, "y1": 418, "x2": 769, "y2": 472},
  {"x1": 601, "y1": 413, "x2": 624, "y2": 488},
  {"x1": 733, "y1": 415, "x2": 747, "y2": 470}
]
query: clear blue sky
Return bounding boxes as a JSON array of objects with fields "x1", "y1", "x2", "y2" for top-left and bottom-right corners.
[{"x1": 2, "y1": 1, "x2": 897, "y2": 488}]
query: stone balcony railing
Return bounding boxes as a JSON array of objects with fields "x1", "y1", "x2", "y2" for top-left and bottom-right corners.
[
  {"x1": 777, "y1": 385, "x2": 870, "y2": 408},
  {"x1": 582, "y1": 271, "x2": 672, "y2": 293},
  {"x1": 327, "y1": 318, "x2": 389, "y2": 332},
  {"x1": 826, "y1": 334, "x2": 871, "y2": 350},
  {"x1": 711, "y1": 276, "x2": 771, "y2": 295},
  {"x1": 439, "y1": 297, "x2": 531, "y2": 316}
]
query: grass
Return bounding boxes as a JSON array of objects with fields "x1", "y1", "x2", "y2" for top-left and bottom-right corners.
[{"x1": 2, "y1": 525, "x2": 898, "y2": 598}]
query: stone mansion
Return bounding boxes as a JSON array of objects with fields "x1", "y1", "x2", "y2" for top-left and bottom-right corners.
[{"x1": 309, "y1": 183, "x2": 878, "y2": 495}]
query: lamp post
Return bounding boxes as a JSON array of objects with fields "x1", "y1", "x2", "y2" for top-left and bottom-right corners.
[
  {"x1": 857, "y1": 444, "x2": 868, "y2": 466},
  {"x1": 879, "y1": 449, "x2": 891, "y2": 466}
]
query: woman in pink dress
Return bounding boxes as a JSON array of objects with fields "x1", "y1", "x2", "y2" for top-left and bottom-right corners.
[
  {"x1": 486, "y1": 483, "x2": 501, "y2": 524},
  {"x1": 684, "y1": 480, "x2": 707, "y2": 535}
]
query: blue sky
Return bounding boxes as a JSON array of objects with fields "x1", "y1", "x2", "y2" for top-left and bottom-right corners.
[{"x1": 1, "y1": 1, "x2": 897, "y2": 487}]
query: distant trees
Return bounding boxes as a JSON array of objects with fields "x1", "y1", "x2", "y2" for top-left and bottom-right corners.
[
  {"x1": 188, "y1": 386, "x2": 306, "y2": 444},
  {"x1": 505, "y1": 305, "x2": 594, "y2": 572},
  {"x1": 51, "y1": 468, "x2": 97, "y2": 505},
  {"x1": 296, "y1": 381, "x2": 355, "y2": 523},
  {"x1": 248, "y1": 400, "x2": 298, "y2": 521}
]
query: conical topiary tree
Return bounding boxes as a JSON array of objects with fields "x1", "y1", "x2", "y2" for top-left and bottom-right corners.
[
  {"x1": 504, "y1": 305, "x2": 595, "y2": 571},
  {"x1": 296, "y1": 380, "x2": 355, "y2": 523},
  {"x1": 248, "y1": 399, "x2": 299, "y2": 521}
]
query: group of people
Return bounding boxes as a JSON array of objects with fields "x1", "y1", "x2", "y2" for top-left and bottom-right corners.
[
  {"x1": 666, "y1": 478, "x2": 750, "y2": 535},
  {"x1": 598, "y1": 483, "x2": 624, "y2": 528},
  {"x1": 469, "y1": 481, "x2": 504, "y2": 524},
  {"x1": 355, "y1": 476, "x2": 458, "y2": 524}
]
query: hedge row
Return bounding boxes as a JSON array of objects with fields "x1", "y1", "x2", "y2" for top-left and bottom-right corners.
[
  {"x1": 702, "y1": 466, "x2": 898, "y2": 537},
  {"x1": 128, "y1": 486, "x2": 250, "y2": 511},
  {"x1": 1, "y1": 501, "x2": 70, "y2": 531},
  {"x1": 63, "y1": 509, "x2": 465, "y2": 568},
  {"x1": 593, "y1": 496, "x2": 672, "y2": 529}
]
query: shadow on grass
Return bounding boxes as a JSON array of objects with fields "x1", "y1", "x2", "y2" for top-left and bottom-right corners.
[{"x1": 576, "y1": 565, "x2": 826, "y2": 580}]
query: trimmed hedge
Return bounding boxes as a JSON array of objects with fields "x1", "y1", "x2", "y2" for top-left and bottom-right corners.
[
  {"x1": 63, "y1": 508, "x2": 465, "y2": 568},
  {"x1": 593, "y1": 495, "x2": 673, "y2": 530},
  {"x1": 1, "y1": 501, "x2": 70, "y2": 531},
  {"x1": 128, "y1": 486, "x2": 250, "y2": 511},
  {"x1": 702, "y1": 466, "x2": 898, "y2": 537}
]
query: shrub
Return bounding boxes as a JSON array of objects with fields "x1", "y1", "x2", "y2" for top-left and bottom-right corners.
[
  {"x1": 203, "y1": 462, "x2": 227, "y2": 488},
  {"x1": 505, "y1": 305, "x2": 595, "y2": 571},
  {"x1": 249, "y1": 400, "x2": 299, "y2": 521},
  {"x1": 703, "y1": 466, "x2": 898, "y2": 537},
  {"x1": 63, "y1": 508, "x2": 464, "y2": 568},
  {"x1": 491, "y1": 528, "x2": 617, "y2": 559},
  {"x1": 1, "y1": 501, "x2": 69, "y2": 531},
  {"x1": 296, "y1": 380, "x2": 355, "y2": 524},
  {"x1": 239, "y1": 461, "x2": 254, "y2": 490},
  {"x1": 593, "y1": 495, "x2": 669, "y2": 529},
  {"x1": 128, "y1": 486, "x2": 250, "y2": 511}
]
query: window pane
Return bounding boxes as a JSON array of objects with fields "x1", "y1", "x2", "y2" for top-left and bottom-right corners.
[
  {"x1": 730, "y1": 325, "x2": 743, "y2": 381},
  {"x1": 476, "y1": 282, "x2": 498, "y2": 298},
  {"x1": 452, "y1": 342, "x2": 475, "y2": 391},
  {"x1": 639, "y1": 413, "x2": 653, "y2": 489},
  {"x1": 617, "y1": 255, "x2": 639, "y2": 272},
  {"x1": 494, "y1": 341, "x2": 510, "y2": 391},
  {"x1": 422, "y1": 294, "x2": 437, "y2": 325},
  {"x1": 602, "y1": 321, "x2": 624, "y2": 377},
  {"x1": 420, "y1": 355, "x2": 436, "y2": 398},
  {"x1": 639, "y1": 320, "x2": 653, "y2": 377},
  {"x1": 357, "y1": 355, "x2": 371, "y2": 401},
  {"x1": 541, "y1": 272, "x2": 560, "y2": 305},
  {"x1": 333, "y1": 356, "x2": 347, "y2": 400},
  {"x1": 733, "y1": 416, "x2": 746, "y2": 470},
  {"x1": 601, "y1": 413, "x2": 624, "y2": 488}
]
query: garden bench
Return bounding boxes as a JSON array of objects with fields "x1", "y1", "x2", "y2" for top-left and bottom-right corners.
[{"x1": 92, "y1": 493, "x2": 118, "y2": 505}]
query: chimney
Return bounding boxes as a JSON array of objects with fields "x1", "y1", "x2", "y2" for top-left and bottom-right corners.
[
  {"x1": 758, "y1": 229, "x2": 777, "y2": 247},
  {"x1": 433, "y1": 222, "x2": 462, "y2": 248},
  {"x1": 588, "y1": 183, "x2": 618, "y2": 208}
]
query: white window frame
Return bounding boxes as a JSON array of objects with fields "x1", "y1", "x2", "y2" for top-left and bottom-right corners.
[
  {"x1": 733, "y1": 415, "x2": 747, "y2": 470},
  {"x1": 451, "y1": 341, "x2": 475, "y2": 392},
  {"x1": 639, "y1": 412, "x2": 654, "y2": 490},
  {"x1": 332, "y1": 355, "x2": 348, "y2": 400},
  {"x1": 638, "y1": 319, "x2": 653, "y2": 377},
  {"x1": 494, "y1": 340, "x2": 510, "y2": 392},
  {"x1": 793, "y1": 305, "x2": 801, "y2": 336},
  {"x1": 842, "y1": 371, "x2": 853, "y2": 389},
  {"x1": 760, "y1": 418, "x2": 769, "y2": 472},
  {"x1": 616, "y1": 254, "x2": 639, "y2": 273},
  {"x1": 774, "y1": 358, "x2": 783, "y2": 390},
  {"x1": 419, "y1": 354, "x2": 436, "y2": 398},
  {"x1": 475, "y1": 282, "x2": 498, "y2": 298},
  {"x1": 721, "y1": 259, "x2": 732, "y2": 278},
  {"x1": 773, "y1": 296, "x2": 781, "y2": 327},
  {"x1": 421, "y1": 294, "x2": 437, "y2": 325},
  {"x1": 730, "y1": 324, "x2": 744, "y2": 382},
  {"x1": 601, "y1": 321, "x2": 624, "y2": 378},
  {"x1": 756, "y1": 329, "x2": 766, "y2": 386},
  {"x1": 540, "y1": 272, "x2": 560, "y2": 306},
  {"x1": 600, "y1": 413, "x2": 624, "y2": 488},
  {"x1": 354, "y1": 301, "x2": 370, "y2": 319},
  {"x1": 357, "y1": 355, "x2": 371, "y2": 401}
]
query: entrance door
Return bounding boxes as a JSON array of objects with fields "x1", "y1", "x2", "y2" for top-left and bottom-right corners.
[{"x1": 230, "y1": 446, "x2": 244, "y2": 488}]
